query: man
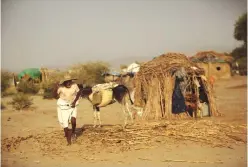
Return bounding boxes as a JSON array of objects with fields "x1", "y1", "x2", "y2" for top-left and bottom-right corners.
[{"x1": 56, "y1": 75, "x2": 81, "y2": 145}]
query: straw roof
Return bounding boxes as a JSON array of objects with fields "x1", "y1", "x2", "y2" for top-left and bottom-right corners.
[
  {"x1": 190, "y1": 51, "x2": 234, "y2": 64},
  {"x1": 136, "y1": 52, "x2": 205, "y2": 80}
]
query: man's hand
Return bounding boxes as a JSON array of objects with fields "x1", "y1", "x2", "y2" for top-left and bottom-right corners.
[{"x1": 71, "y1": 103, "x2": 76, "y2": 108}]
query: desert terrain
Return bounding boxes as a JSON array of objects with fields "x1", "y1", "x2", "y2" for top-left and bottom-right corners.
[{"x1": 1, "y1": 75, "x2": 247, "y2": 167}]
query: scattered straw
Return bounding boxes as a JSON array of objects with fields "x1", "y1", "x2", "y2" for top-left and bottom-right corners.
[{"x1": 2, "y1": 120, "x2": 246, "y2": 157}]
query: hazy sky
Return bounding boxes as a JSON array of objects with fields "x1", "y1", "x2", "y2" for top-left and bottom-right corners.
[{"x1": 1, "y1": 0, "x2": 247, "y2": 72}]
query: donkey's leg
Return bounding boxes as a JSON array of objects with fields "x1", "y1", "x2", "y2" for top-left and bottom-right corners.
[
  {"x1": 93, "y1": 106, "x2": 97, "y2": 128},
  {"x1": 125, "y1": 102, "x2": 134, "y2": 124},
  {"x1": 120, "y1": 104, "x2": 128, "y2": 129},
  {"x1": 96, "y1": 106, "x2": 101, "y2": 128}
]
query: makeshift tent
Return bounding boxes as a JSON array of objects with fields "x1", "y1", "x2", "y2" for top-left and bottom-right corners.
[
  {"x1": 133, "y1": 53, "x2": 221, "y2": 120},
  {"x1": 18, "y1": 68, "x2": 41, "y2": 80}
]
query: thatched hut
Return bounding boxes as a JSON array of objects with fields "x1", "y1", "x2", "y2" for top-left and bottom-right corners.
[
  {"x1": 134, "y1": 53, "x2": 221, "y2": 120},
  {"x1": 190, "y1": 51, "x2": 234, "y2": 79}
]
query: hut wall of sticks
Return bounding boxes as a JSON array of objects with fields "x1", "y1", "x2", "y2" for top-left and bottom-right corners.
[{"x1": 133, "y1": 53, "x2": 221, "y2": 120}]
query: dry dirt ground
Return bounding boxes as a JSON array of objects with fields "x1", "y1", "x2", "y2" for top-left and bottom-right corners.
[{"x1": 1, "y1": 75, "x2": 247, "y2": 167}]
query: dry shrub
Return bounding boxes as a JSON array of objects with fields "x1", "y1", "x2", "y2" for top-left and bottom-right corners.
[
  {"x1": 39, "y1": 61, "x2": 109, "y2": 98},
  {"x1": 1, "y1": 102, "x2": 6, "y2": 110},
  {"x1": 1, "y1": 71, "x2": 13, "y2": 93},
  {"x1": 17, "y1": 81, "x2": 40, "y2": 94},
  {"x1": 41, "y1": 72, "x2": 65, "y2": 99},
  {"x1": 10, "y1": 93, "x2": 33, "y2": 110},
  {"x1": 68, "y1": 61, "x2": 110, "y2": 86},
  {"x1": 42, "y1": 82, "x2": 59, "y2": 99},
  {"x1": 42, "y1": 71, "x2": 65, "y2": 85},
  {"x1": 2, "y1": 86, "x2": 18, "y2": 96}
]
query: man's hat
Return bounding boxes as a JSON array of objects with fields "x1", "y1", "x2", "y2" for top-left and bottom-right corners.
[{"x1": 59, "y1": 74, "x2": 77, "y2": 85}]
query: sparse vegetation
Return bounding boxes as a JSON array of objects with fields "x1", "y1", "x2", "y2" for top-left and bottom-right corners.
[
  {"x1": 10, "y1": 93, "x2": 33, "y2": 110},
  {"x1": 41, "y1": 71, "x2": 65, "y2": 98},
  {"x1": 1, "y1": 102, "x2": 6, "y2": 110},
  {"x1": 231, "y1": 12, "x2": 247, "y2": 75},
  {"x1": 42, "y1": 82, "x2": 58, "y2": 99},
  {"x1": 17, "y1": 81, "x2": 40, "y2": 94},
  {"x1": 2, "y1": 86, "x2": 18, "y2": 97},
  {"x1": 43, "y1": 71, "x2": 65, "y2": 84},
  {"x1": 1, "y1": 71, "x2": 13, "y2": 93},
  {"x1": 68, "y1": 61, "x2": 110, "y2": 86}
]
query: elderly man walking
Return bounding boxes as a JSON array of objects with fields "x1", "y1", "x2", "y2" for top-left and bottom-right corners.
[{"x1": 55, "y1": 74, "x2": 81, "y2": 145}]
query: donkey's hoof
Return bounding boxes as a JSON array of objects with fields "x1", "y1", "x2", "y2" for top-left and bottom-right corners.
[
  {"x1": 122, "y1": 125, "x2": 127, "y2": 130},
  {"x1": 130, "y1": 121, "x2": 134, "y2": 125}
]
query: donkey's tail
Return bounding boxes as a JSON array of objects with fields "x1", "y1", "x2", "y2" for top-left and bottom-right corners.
[{"x1": 123, "y1": 86, "x2": 134, "y2": 105}]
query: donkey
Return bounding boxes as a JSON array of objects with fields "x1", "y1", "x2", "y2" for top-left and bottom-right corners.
[{"x1": 79, "y1": 84, "x2": 135, "y2": 128}]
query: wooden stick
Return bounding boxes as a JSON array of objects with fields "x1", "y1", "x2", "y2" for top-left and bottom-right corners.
[
  {"x1": 138, "y1": 157, "x2": 152, "y2": 161},
  {"x1": 161, "y1": 159, "x2": 223, "y2": 164}
]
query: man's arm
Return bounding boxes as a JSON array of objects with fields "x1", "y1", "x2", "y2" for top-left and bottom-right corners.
[
  {"x1": 71, "y1": 84, "x2": 81, "y2": 108},
  {"x1": 53, "y1": 82, "x2": 60, "y2": 99}
]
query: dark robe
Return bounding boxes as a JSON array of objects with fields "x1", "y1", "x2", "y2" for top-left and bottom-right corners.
[{"x1": 172, "y1": 78, "x2": 186, "y2": 114}]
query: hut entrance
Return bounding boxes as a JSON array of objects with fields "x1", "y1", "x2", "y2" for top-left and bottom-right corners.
[
  {"x1": 182, "y1": 76, "x2": 211, "y2": 118},
  {"x1": 172, "y1": 77, "x2": 187, "y2": 115},
  {"x1": 171, "y1": 74, "x2": 210, "y2": 118}
]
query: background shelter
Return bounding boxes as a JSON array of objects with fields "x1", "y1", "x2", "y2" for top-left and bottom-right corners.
[{"x1": 190, "y1": 51, "x2": 234, "y2": 79}]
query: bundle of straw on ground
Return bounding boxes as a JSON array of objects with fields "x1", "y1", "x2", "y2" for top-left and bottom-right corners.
[{"x1": 134, "y1": 52, "x2": 221, "y2": 120}]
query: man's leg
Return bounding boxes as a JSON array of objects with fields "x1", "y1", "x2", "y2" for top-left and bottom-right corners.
[
  {"x1": 64, "y1": 127, "x2": 72, "y2": 145},
  {"x1": 71, "y1": 117, "x2": 77, "y2": 142},
  {"x1": 61, "y1": 109, "x2": 72, "y2": 145},
  {"x1": 71, "y1": 117, "x2": 76, "y2": 134},
  {"x1": 70, "y1": 107, "x2": 77, "y2": 142}
]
